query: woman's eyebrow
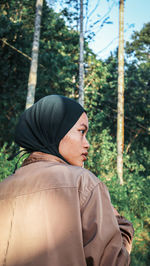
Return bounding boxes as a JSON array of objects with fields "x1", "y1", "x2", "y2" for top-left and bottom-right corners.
[{"x1": 80, "y1": 124, "x2": 88, "y2": 130}]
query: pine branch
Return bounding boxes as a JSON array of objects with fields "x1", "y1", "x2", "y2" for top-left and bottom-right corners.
[{"x1": 0, "y1": 38, "x2": 45, "y2": 69}]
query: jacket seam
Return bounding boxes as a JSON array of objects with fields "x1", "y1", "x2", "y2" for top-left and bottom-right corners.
[
  {"x1": 0, "y1": 186, "x2": 78, "y2": 200},
  {"x1": 79, "y1": 183, "x2": 100, "y2": 209},
  {"x1": 2, "y1": 199, "x2": 16, "y2": 266}
]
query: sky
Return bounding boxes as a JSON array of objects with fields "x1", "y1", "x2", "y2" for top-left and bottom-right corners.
[
  {"x1": 52, "y1": 0, "x2": 150, "y2": 60},
  {"x1": 88, "y1": 0, "x2": 150, "y2": 59}
]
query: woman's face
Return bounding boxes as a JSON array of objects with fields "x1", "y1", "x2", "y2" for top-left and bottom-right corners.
[{"x1": 59, "y1": 112, "x2": 90, "y2": 167}]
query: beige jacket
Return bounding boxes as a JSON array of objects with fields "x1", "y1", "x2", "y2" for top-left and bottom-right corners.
[{"x1": 0, "y1": 152, "x2": 134, "y2": 266}]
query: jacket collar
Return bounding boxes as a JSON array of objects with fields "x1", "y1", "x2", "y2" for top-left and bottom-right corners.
[{"x1": 21, "y1": 152, "x2": 67, "y2": 167}]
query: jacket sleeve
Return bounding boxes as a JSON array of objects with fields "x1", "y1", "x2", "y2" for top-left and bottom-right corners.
[
  {"x1": 81, "y1": 181, "x2": 134, "y2": 266},
  {"x1": 116, "y1": 215, "x2": 134, "y2": 255}
]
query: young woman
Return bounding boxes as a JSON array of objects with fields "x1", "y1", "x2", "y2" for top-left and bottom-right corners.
[{"x1": 0, "y1": 95, "x2": 134, "y2": 266}]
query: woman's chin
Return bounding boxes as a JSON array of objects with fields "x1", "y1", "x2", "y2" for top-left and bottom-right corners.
[{"x1": 69, "y1": 160, "x2": 84, "y2": 168}]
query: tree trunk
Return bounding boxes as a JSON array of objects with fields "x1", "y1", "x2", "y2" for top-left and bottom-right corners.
[
  {"x1": 78, "y1": 0, "x2": 84, "y2": 107},
  {"x1": 117, "y1": 0, "x2": 124, "y2": 185},
  {"x1": 25, "y1": 0, "x2": 43, "y2": 109}
]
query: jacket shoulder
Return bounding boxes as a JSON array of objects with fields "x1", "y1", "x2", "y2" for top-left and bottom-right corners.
[
  {"x1": 61, "y1": 164, "x2": 101, "y2": 188},
  {"x1": 63, "y1": 165, "x2": 101, "y2": 208}
]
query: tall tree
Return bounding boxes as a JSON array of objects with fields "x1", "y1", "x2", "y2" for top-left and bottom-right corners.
[
  {"x1": 25, "y1": 0, "x2": 43, "y2": 109},
  {"x1": 117, "y1": 0, "x2": 124, "y2": 185},
  {"x1": 78, "y1": 0, "x2": 84, "y2": 106}
]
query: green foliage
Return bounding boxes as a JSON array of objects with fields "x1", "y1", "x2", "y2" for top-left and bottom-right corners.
[
  {"x1": 126, "y1": 22, "x2": 150, "y2": 62},
  {"x1": 0, "y1": 0, "x2": 81, "y2": 145},
  {"x1": 0, "y1": 143, "x2": 28, "y2": 181},
  {"x1": 0, "y1": 1, "x2": 35, "y2": 145}
]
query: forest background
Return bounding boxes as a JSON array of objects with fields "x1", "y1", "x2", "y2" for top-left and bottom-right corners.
[{"x1": 0, "y1": 0, "x2": 150, "y2": 265}]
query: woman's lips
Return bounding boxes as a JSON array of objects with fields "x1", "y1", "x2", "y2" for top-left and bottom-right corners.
[{"x1": 82, "y1": 152, "x2": 88, "y2": 161}]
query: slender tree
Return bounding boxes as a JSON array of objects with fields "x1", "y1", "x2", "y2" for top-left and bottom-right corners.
[
  {"x1": 117, "y1": 0, "x2": 124, "y2": 185},
  {"x1": 25, "y1": 0, "x2": 43, "y2": 109},
  {"x1": 78, "y1": 0, "x2": 84, "y2": 107}
]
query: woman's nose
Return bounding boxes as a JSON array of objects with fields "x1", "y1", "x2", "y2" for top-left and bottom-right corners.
[{"x1": 84, "y1": 137, "x2": 90, "y2": 149}]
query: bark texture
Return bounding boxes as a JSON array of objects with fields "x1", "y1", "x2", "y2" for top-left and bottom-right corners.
[
  {"x1": 25, "y1": 0, "x2": 43, "y2": 109},
  {"x1": 78, "y1": 0, "x2": 84, "y2": 107},
  {"x1": 117, "y1": 0, "x2": 124, "y2": 185}
]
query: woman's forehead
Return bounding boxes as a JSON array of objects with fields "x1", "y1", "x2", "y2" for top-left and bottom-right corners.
[{"x1": 76, "y1": 113, "x2": 89, "y2": 127}]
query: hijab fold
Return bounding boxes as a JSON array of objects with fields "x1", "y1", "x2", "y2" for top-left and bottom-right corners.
[{"x1": 15, "y1": 95, "x2": 85, "y2": 162}]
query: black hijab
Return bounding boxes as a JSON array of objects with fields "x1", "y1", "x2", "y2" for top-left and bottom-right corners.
[{"x1": 15, "y1": 95, "x2": 85, "y2": 162}]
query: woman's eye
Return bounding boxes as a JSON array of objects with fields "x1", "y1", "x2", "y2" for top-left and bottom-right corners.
[{"x1": 80, "y1": 130, "x2": 85, "y2": 134}]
